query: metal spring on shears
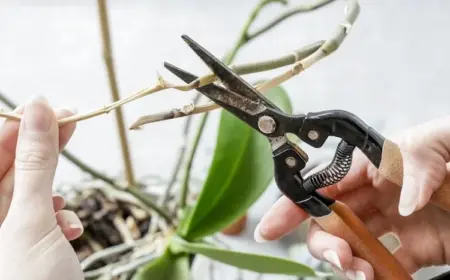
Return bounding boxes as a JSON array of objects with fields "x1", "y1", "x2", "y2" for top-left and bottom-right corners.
[{"x1": 303, "y1": 140, "x2": 355, "y2": 193}]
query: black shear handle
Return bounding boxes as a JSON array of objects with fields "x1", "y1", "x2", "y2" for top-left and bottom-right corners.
[
  {"x1": 273, "y1": 146, "x2": 412, "y2": 280},
  {"x1": 298, "y1": 110, "x2": 450, "y2": 213}
]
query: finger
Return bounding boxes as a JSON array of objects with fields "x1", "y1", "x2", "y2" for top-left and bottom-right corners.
[
  {"x1": 253, "y1": 163, "x2": 331, "y2": 242},
  {"x1": 296, "y1": 150, "x2": 372, "y2": 204},
  {"x1": 398, "y1": 147, "x2": 447, "y2": 216},
  {"x1": 0, "y1": 108, "x2": 75, "y2": 197},
  {"x1": 395, "y1": 116, "x2": 450, "y2": 216},
  {"x1": 306, "y1": 220, "x2": 353, "y2": 270},
  {"x1": 0, "y1": 105, "x2": 24, "y2": 180},
  {"x1": 52, "y1": 194, "x2": 66, "y2": 212},
  {"x1": 255, "y1": 148, "x2": 376, "y2": 243},
  {"x1": 7, "y1": 96, "x2": 59, "y2": 226},
  {"x1": 0, "y1": 108, "x2": 76, "y2": 223},
  {"x1": 346, "y1": 257, "x2": 374, "y2": 280},
  {"x1": 333, "y1": 185, "x2": 378, "y2": 219},
  {"x1": 55, "y1": 210, "x2": 83, "y2": 241},
  {"x1": 307, "y1": 212, "x2": 390, "y2": 273},
  {"x1": 360, "y1": 211, "x2": 391, "y2": 238},
  {"x1": 254, "y1": 195, "x2": 309, "y2": 242},
  {"x1": 256, "y1": 182, "x2": 380, "y2": 243},
  {"x1": 392, "y1": 247, "x2": 417, "y2": 275}
]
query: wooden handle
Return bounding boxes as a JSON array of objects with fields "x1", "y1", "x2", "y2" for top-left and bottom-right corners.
[
  {"x1": 314, "y1": 201, "x2": 412, "y2": 280},
  {"x1": 379, "y1": 139, "x2": 450, "y2": 212}
]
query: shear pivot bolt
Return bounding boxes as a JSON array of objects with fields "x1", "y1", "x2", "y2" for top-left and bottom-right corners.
[
  {"x1": 308, "y1": 130, "x2": 319, "y2": 141},
  {"x1": 285, "y1": 157, "x2": 297, "y2": 168},
  {"x1": 258, "y1": 116, "x2": 276, "y2": 134}
]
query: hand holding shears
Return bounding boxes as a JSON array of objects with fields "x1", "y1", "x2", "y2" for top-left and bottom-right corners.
[{"x1": 164, "y1": 35, "x2": 450, "y2": 280}]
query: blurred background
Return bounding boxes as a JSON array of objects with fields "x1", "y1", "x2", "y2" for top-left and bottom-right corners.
[{"x1": 0, "y1": 0, "x2": 449, "y2": 279}]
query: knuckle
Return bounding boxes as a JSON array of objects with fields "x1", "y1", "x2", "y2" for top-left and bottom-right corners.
[{"x1": 15, "y1": 139, "x2": 56, "y2": 171}]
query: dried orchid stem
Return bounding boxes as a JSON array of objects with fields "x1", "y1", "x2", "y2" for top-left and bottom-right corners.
[
  {"x1": 0, "y1": 93, "x2": 117, "y2": 187},
  {"x1": 0, "y1": 92, "x2": 174, "y2": 223},
  {"x1": 0, "y1": 0, "x2": 357, "y2": 133},
  {"x1": 128, "y1": 41, "x2": 323, "y2": 129},
  {"x1": 129, "y1": 0, "x2": 359, "y2": 128},
  {"x1": 97, "y1": 0, "x2": 136, "y2": 187},
  {"x1": 0, "y1": 1, "x2": 329, "y2": 126},
  {"x1": 0, "y1": 42, "x2": 319, "y2": 125},
  {"x1": 0, "y1": 111, "x2": 20, "y2": 121}
]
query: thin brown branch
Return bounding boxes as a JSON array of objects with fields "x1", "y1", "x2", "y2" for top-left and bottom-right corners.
[
  {"x1": 0, "y1": 92, "x2": 117, "y2": 186},
  {"x1": 0, "y1": 40, "x2": 322, "y2": 126},
  {"x1": 97, "y1": 0, "x2": 136, "y2": 187}
]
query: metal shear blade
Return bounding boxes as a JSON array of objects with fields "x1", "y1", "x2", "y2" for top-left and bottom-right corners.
[
  {"x1": 164, "y1": 62, "x2": 265, "y2": 117},
  {"x1": 180, "y1": 34, "x2": 282, "y2": 113}
]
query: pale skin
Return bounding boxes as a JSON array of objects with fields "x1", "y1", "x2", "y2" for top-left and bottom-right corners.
[
  {"x1": 255, "y1": 116, "x2": 450, "y2": 280},
  {"x1": 0, "y1": 97, "x2": 84, "y2": 280}
]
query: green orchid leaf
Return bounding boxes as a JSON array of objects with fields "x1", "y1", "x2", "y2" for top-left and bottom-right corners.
[
  {"x1": 170, "y1": 236, "x2": 326, "y2": 277},
  {"x1": 179, "y1": 86, "x2": 293, "y2": 241},
  {"x1": 132, "y1": 249, "x2": 189, "y2": 280}
]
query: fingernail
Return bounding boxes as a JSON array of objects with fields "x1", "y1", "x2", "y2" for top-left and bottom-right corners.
[
  {"x1": 254, "y1": 223, "x2": 268, "y2": 243},
  {"x1": 323, "y1": 249, "x2": 342, "y2": 270},
  {"x1": 399, "y1": 175, "x2": 418, "y2": 216},
  {"x1": 69, "y1": 224, "x2": 83, "y2": 230},
  {"x1": 355, "y1": 271, "x2": 366, "y2": 280},
  {"x1": 345, "y1": 270, "x2": 356, "y2": 280},
  {"x1": 61, "y1": 210, "x2": 82, "y2": 230},
  {"x1": 24, "y1": 96, "x2": 52, "y2": 132}
]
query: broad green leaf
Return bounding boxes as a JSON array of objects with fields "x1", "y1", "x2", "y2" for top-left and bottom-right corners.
[
  {"x1": 170, "y1": 236, "x2": 325, "y2": 277},
  {"x1": 179, "y1": 86, "x2": 293, "y2": 240},
  {"x1": 132, "y1": 249, "x2": 189, "y2": 280}
]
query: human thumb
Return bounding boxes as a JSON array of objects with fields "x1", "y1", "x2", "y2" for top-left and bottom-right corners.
[
  {"x1": 398, "y1": 145, "x2": 448, "y2": 217},
  {"x1": 7, "y1": 96, "x2": 59, "y2": 224}
]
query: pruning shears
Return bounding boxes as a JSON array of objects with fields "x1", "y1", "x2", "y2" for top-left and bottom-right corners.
[{"x1": 164, "y1": 35, "x2": 450, "y2": 280}]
